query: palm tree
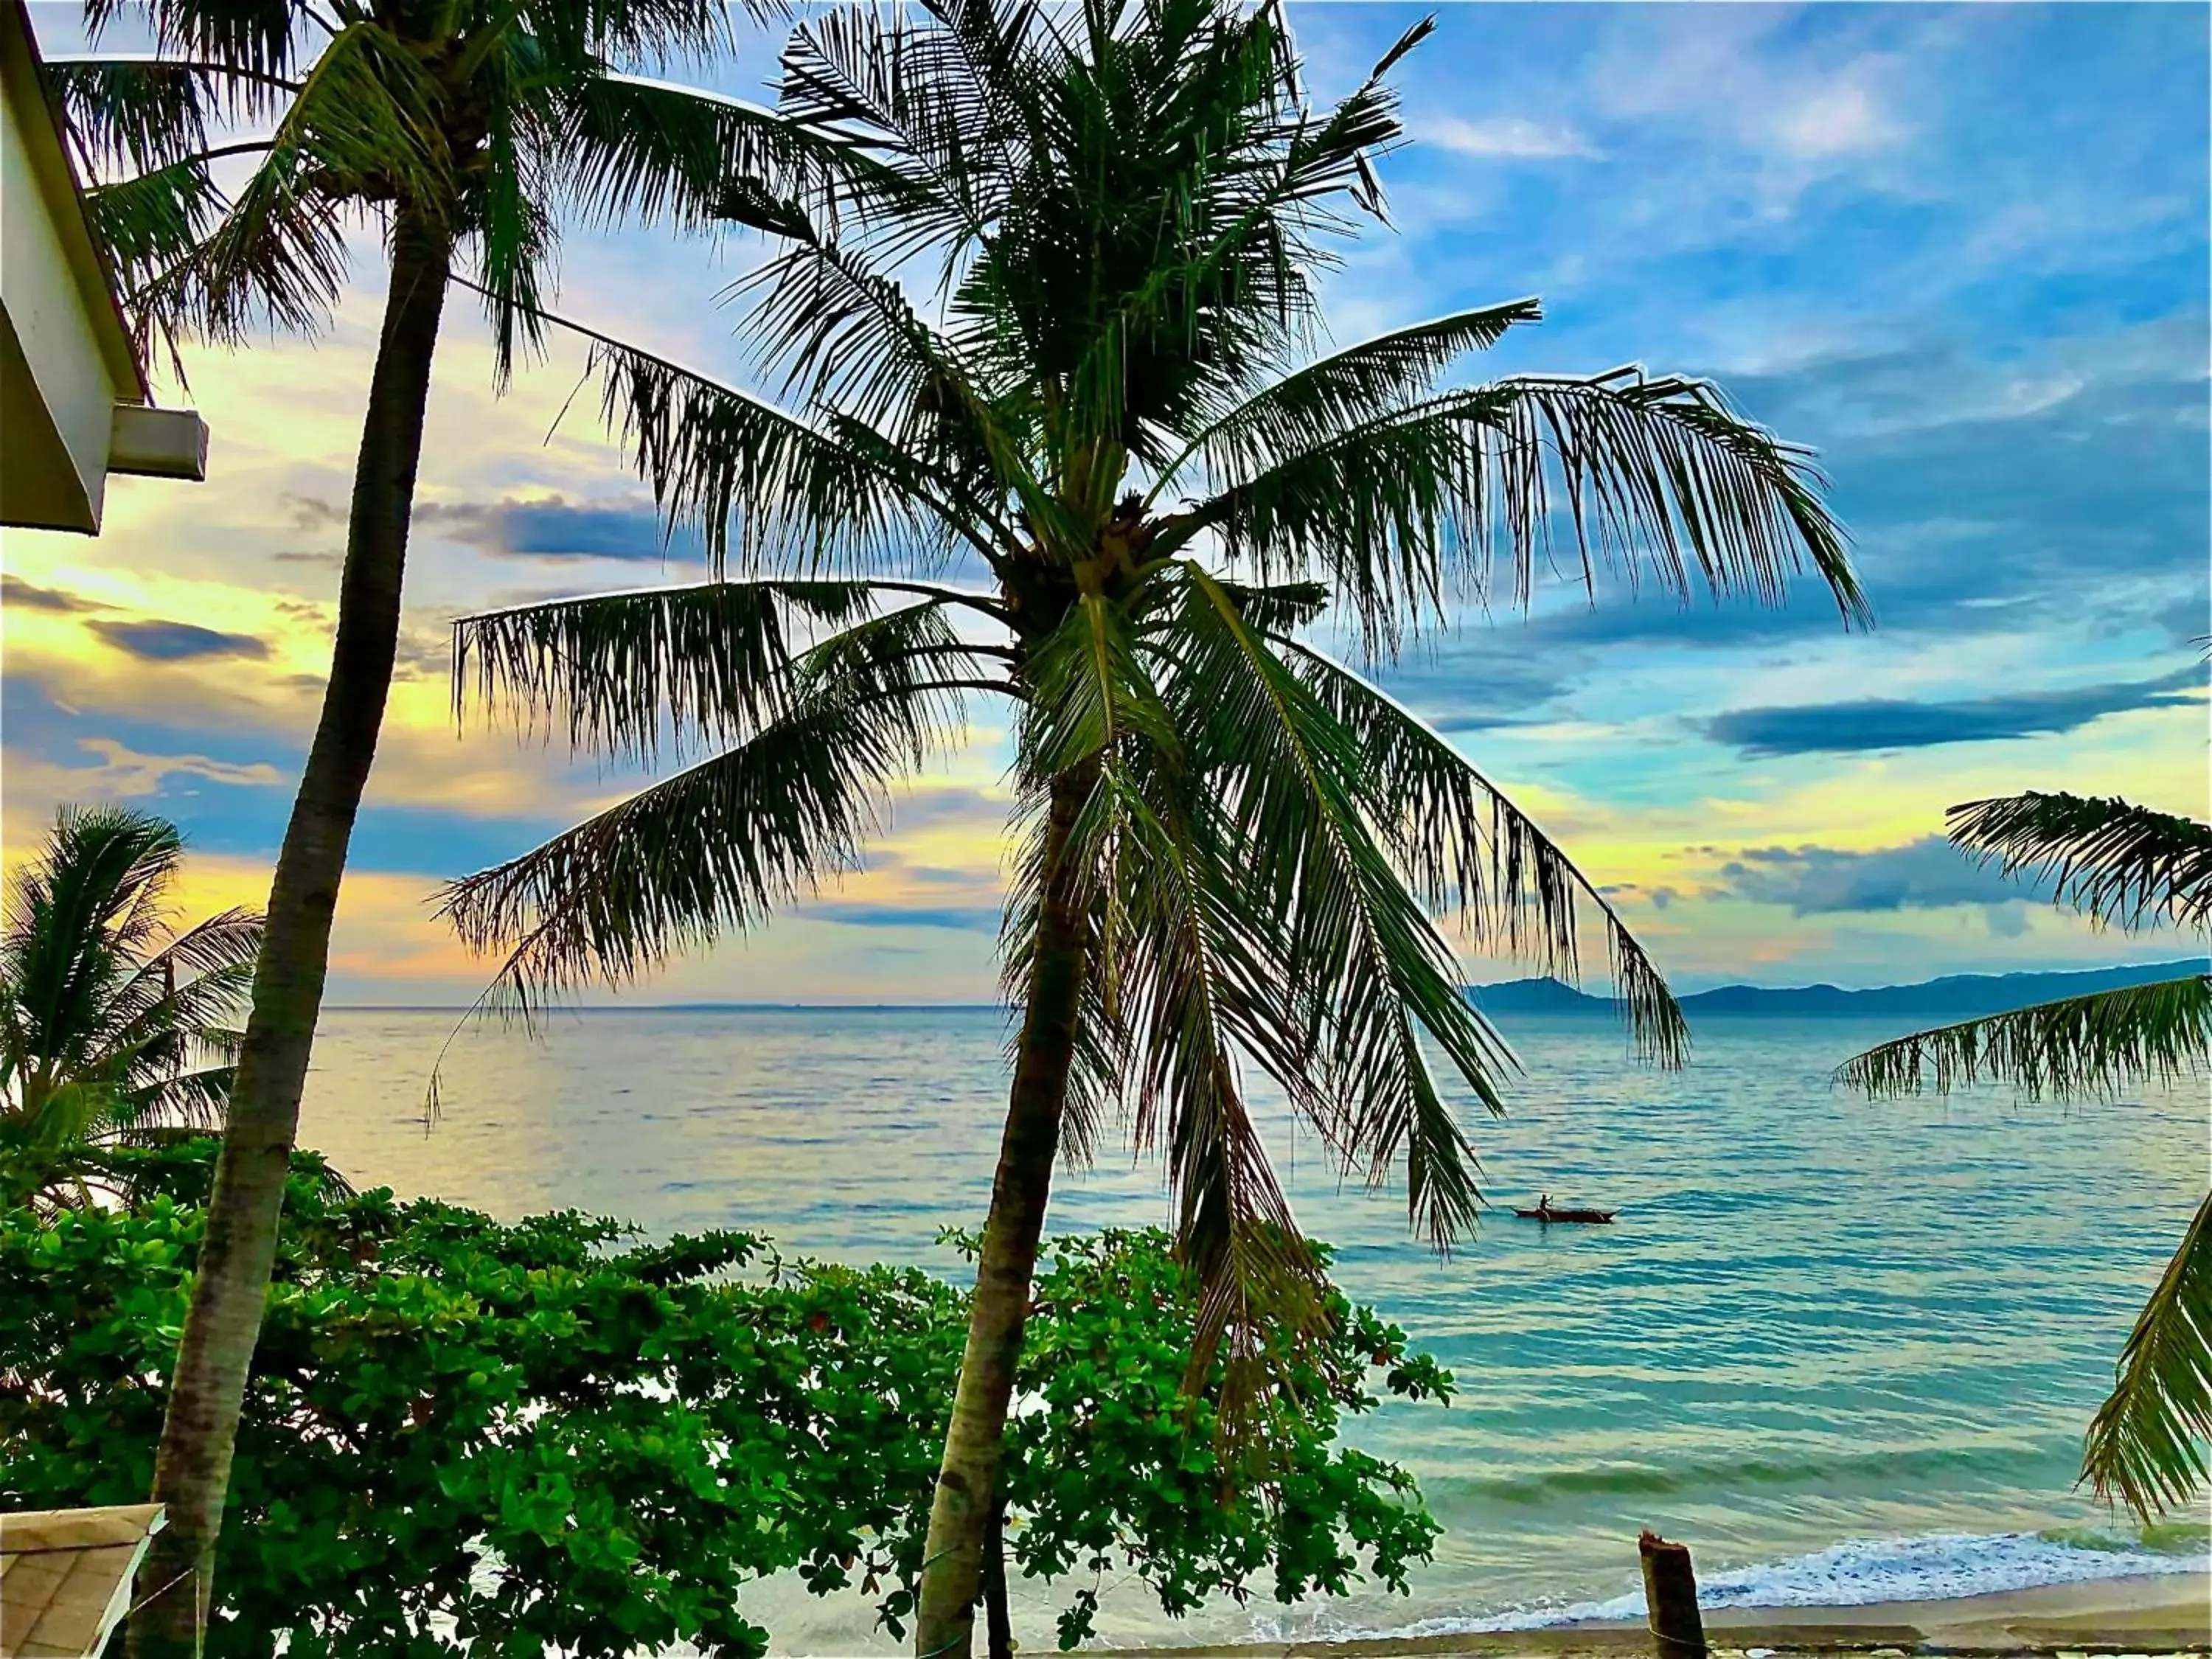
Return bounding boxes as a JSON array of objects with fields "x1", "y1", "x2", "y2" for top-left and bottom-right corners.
[
  {"x1": 1, "y1": 807, "x2": 260, "y2": 1210},
  {"x1": 1839, "y1": 790, "x2": 2212, "y2": 1520},
  {"x1": 45, "y1": 1, "x2": 866, "y2": 1642},
  {"x1": 434, "y1": 2, "x2": 1864, "y2": 1649}
]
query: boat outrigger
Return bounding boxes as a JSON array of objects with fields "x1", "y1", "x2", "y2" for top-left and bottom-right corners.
[{"x1": 1514, "y1": 1199, "x2": 1616, "y2": 1224}]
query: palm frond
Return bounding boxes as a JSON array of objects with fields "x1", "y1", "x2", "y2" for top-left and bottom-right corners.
[
  {"x1": 125, "y1": 140, "x2": 349, "y2": 352},
  {"x1": 1949, "y1": 791, "x2": 2212, "y2": 931},
  {"x1": 122, "y1": 20, "x2": 448, "y2": 352},
  {"x1": 1020, "y1": 592, "x2": 1180, "y2": 782},
  {"x1": 1012, "y1": 636, "x2": 1332, "y2": 1420},
  {"x1": 454, "y1": 578, "x2": 892, "y2": 759},
  {"x1": 777, "y1": 0, "x2": 1032, "y2": 252},
  {"x1": 1175, "y1": 369, "x2": 1861, "y2": 654},
  {"x1": 1107, "y1": 777, "x2": 1332, "y2": 1415},
  {"x1": 1162, "y1": 563, "x2": 1507, "y2": 1248},
  {"x1": 563, "y1": 73, "x2": 920, "y2": 235},
  {"x1": 1013, "y1": 7, "x2": 1420, "y2": 470},
  {"x1": 2083, "y1": 1191, "x2": 2212, "y2": 1519},
  {"x1": 122, "y1": 1062, "x2": 239, "y2": 1128},
  {"x1": 83, "y1": 159, "x2": 229, "y2": 301},
  {"x1": 91, "y1": 0, "x2": 305, "y2": 84},
  {"x1": 517, "y1": 0, "x2": 735, "y2": 74},
  {"x1": 467, "y1": 47, "x2": 559, "y2": 386},
  {"x1": 735, "y1": 218, "x2": 1065, "y2": 542},
  {"x1": 2, "y1": 809, "x2": 248, "y2": 1152},
  {"x1": 1834, "y1": 975, "x2": 2212, "y2": 1100},
  {"x1": 1162, "y1": 298, "x2": 1544, "y2": 499},
  {"x1": 1279, "y1": 639, "x2": 1688, "y2": 1066},
  {"x1": 439, "y1": 614, "x2": 1001, "y2": 1015},
  {"x1": 5, "y1": 807, "x2": 184, "y2": 1059},
  {"x1": 42, "y1": 55, "x2": 291, "y2": 175},
  {"x1": 538, "y1": 316, "x2": 1003, "y2": 573},
  {"x1": 130, "y1": 906, "x2": 264, "y2": 988}
]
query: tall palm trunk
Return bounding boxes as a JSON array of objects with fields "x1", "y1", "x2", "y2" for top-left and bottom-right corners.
[
  {"x1": 131, "y1": 203, "x2": 453, "y2": 1656},
  {"x1": 915, "y1": 767, "x2": 1093, "y2": 1659}
]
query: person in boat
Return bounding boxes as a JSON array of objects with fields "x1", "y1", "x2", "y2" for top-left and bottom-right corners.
[{"x1": 1539, "y1": 1193, "x2": 1551, "y2": 1214}]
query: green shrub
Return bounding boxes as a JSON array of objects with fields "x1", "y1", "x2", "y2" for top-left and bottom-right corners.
[{"x1": 1, "y1": 1141, "x2": 1444, "y2": 1656}]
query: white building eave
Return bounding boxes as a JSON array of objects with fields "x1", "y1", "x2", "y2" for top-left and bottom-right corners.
[{"x1": 1, "y1": 0, "x2": 206, "y2": 534}]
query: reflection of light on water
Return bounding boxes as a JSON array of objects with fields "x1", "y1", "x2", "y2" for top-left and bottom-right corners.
[{"x1": 298, "y1": 1008, "x2": 2209, "y2": 1654}]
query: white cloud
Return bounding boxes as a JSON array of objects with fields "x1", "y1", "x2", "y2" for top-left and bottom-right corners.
[
  {"x1": 1422, "y1": 114, "x2": 1598, "y2": 161},
  {"x1": 1774, "y1": 74, "x2": 1905, "y2": 159},
  {"x1": 2, "y1": 740, "x2": 284, "y2": 812}
]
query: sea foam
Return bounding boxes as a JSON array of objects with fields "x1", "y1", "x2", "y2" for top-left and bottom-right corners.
[{"x1": 1342, "y1": 1531, "x2": 2212, "y2": 1637}]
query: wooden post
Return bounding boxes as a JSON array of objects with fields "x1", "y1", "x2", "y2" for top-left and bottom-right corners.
[{"x1": 1638, "y1": 1529, "x2": 1707, "y2": 1659}]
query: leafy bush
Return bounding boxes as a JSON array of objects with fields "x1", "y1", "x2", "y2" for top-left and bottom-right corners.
[{"x1": 1, "y1": 1141, "x2": 1445, "y2": 1657}]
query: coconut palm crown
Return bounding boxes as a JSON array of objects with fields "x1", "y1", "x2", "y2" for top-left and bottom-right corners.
[
  {"x1": 46, "y1": 0, "x2": 849, "y2": 380},
  {"x1": 1840, "y1": 788, "x2": 2212, "y2": 1523},
  {"x1": 1, "y1": 807, "x2": 261, "y2": 1209},
  {"x1": 437, "y1": 1, "x2": 1865, "y2": 1649}
]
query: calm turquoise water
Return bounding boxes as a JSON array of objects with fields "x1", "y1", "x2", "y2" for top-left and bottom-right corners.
[{"x1": 299, "y1": 1006, "x2": 2209, "y2": 1651}]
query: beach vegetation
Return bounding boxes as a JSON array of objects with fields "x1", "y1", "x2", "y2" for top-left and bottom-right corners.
[
  {"x1": 431, "y1": 1, "x2": 1863, "y2": 1646},
  {"x1": 1838, "y1": 788, "x2": 2212, "y2": 1520},
  {"x1": 1, "y1": 1138, "x2": 1445, "y2": 1658}
]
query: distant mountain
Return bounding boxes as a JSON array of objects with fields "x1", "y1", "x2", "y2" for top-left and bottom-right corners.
[{"x1": 1467, "y1": 959, "x2": 2208, "y2": 1019}]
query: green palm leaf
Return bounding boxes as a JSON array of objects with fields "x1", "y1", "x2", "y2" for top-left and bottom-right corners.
[
  {"x1": 1172, "y1": 370, "x2": 1863, "y2": 653},
  {"x1": 542, "y1": 317, "x2": 1011, "y2": 572},
  {"x1": 1105, "y1": 779, "x2": 1331, "y2": 1408},
  {"x1": 737, "y1": 217, "x2": 1065, "y2": 542},
  {"x1": 776, "y1": 0, "x2": 1031, "y2": 248},
  {"x1": 88, "y1": 0, "x2": 305, "y2": 85},
  {"x1": 439, "y1": 605, "x2": 1011, "y2": 1013},
  {"x1": 1840, "y1": 786, "x2": 2211, "y2": 1519},
  {"x1": 43, "y1": 55, "x2": 289, "y2": 173},
  {"x1": 1949, "y1": 791, "x2": 2212, "y2": 931},
  {"x1": 83, "y1": 158, "x2": 227, "y2": 300},
  {"x1": 455, "y1": 578, "x2": 897, "y2": 758},
  {"x1": 1167, "y1": 563, "x2": 1503, "y2": 1247},
  {"x1": 1012, "y1": 608, "x2": 1329, "y2": 1404},
  {"x1": 563, "y1": 72, "x2": 922, "y2": 233},
  {"x1": 112, "y1": 20, "x2": 450, "y2": 356},
  {"x1": 1834, "y1": 976, "x2": 2212, "y2": 1100},
  {"x1": 2084, "y1": 1192, "x2": 2212, "y2": 1520},
  {"x1": 1279, "y1": 639, "x2": 1687, "y2": 1067},
  {"x1": 1164, "y1": 297, "x2": 1544, "y2": 494}
]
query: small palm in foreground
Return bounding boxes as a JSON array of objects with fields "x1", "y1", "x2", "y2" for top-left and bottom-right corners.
[
  {"x1": 439, "y1": 4, "x2": 1863, "y2": 1648},
  {"x1": 1838, "y1": 789, "x2": 2212, "y2": 1519},
  {"x1": 1, "y1": 807, "x2": 260, "y2": 1209}
]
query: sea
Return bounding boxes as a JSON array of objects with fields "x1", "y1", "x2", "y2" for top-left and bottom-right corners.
[{"x1": 298, "y1": 1005, "x2": 2211, "y2": 1652}]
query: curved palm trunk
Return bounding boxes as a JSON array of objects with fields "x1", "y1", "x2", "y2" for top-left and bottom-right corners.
[
  {"x1": 915, "y1": 769, "x2": 1092, "y2": 1659},
  {"x1": 130, "y1": 204, "x2": 453, "y2": 1655}
]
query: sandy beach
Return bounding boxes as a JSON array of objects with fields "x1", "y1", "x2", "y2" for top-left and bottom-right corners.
[{"x1": 1085, "y1": 1571, "x2": 2211, "y2": 1656}]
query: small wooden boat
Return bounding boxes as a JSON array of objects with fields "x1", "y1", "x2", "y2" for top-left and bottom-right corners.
[{"x1": 1513, "y1": 1204, "x2": 1616, "y2": 1224}]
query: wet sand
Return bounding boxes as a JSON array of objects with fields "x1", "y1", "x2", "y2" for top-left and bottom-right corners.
[{"x1": 1086, "y1": 1571, "x2": 2210, "y2": 1656}]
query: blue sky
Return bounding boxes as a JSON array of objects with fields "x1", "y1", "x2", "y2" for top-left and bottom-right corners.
[{"x1": 4, "y1": 1, "x2": 2206, "y2": 1002}]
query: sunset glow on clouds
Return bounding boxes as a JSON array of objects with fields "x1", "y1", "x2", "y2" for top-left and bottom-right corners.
[{"x1": 3, "y1": 2, "x2": 2204, "y2": 1004}]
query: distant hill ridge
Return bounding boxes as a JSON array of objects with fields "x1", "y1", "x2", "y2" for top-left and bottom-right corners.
[{"x1": 1467, "y1": 959, "x2": 2209, "y2": 1019}]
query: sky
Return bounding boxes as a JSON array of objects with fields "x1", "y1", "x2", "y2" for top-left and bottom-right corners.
[{"x1": 4, "y1": 1, "x2": 2207, "y2": 1005}]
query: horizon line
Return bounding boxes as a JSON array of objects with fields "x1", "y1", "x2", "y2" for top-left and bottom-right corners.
[{"x1": 324, "y1": 956, "x2": 2209, "y2": 1015}]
